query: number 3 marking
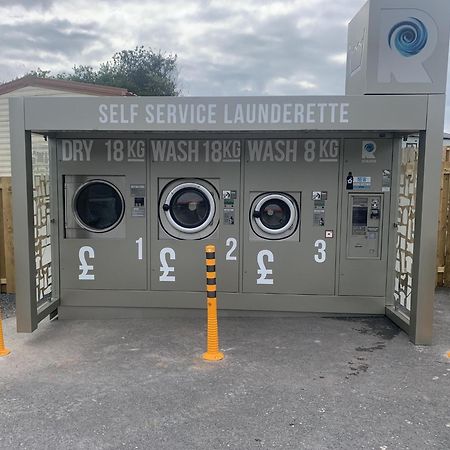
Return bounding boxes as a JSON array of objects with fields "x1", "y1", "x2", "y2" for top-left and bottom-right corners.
[
  {"x1": 314, "y1": 239, "x2": 326, "y2": 263},
  {"x1": 226, "y1": 237, "x2": 237, "y2": 261}
]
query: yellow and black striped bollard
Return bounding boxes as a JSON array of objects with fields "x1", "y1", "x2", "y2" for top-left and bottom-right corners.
[
  {"x1": 202, "y1": 244, "x2": 224, "y2": 361},
  {"x1": 0, "y1": 310, "x2": 11, "y2": 357}
]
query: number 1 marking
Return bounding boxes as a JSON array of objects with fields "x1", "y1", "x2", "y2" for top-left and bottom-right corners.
[{"x1": 136, "y1": 237, "x2": 143, "y2": 260}]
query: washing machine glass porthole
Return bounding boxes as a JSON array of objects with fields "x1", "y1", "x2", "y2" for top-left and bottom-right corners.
[
  {"x1": 253, "y1": 193, "x2": 297, "y2": 235},
  {"x1": 73, "y1": 180, "x2": 125, "y2": 233},
  {"x1": 163, "y1": 182, "x2": 216, "y2": 234}
]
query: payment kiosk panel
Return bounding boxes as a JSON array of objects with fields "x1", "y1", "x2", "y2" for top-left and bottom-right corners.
[{"x1": 339, "y1": 139, "x2": 393, "y2": 297}]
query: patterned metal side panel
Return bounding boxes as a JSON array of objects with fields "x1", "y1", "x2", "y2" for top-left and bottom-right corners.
[
  {"x1": 33, "y1": 174, "x2": 51, "y2": 304},
  {"x1": 394, "y1": 146, "x2": 417, "y2": 316}
]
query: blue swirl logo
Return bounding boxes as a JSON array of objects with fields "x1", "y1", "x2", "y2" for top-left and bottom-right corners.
[
  {"x1": 388, "y1": 17, "x2": 428, "y2": 57},
  {"x1": 364, "y1": 142, "x2": 375, "y2": 153}
]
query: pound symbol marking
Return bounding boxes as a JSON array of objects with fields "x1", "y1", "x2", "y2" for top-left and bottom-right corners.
[
  {"x1": 257, "y1": 249, "x2": 274, "y2": 285},
  {"x1": 79, "y1": 246, "x2": 95, "y2": 280}
]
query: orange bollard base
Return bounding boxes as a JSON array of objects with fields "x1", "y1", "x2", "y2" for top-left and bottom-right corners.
[
  {"x1": 202, "y1": 351, "x2": 224, "y2": 361},
  {"x1": 0, "y1": 348, "x2": 11, "y2": 357}
]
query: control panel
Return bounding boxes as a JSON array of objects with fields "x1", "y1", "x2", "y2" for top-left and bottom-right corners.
[{"x1": 347, "y1": 194, "x2": 382, "y2": 259}]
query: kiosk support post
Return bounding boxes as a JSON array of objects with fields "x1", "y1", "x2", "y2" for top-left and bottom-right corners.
[
  {"x1": 9, "y1": 98, "x2": 38, "y2": 333},
  {"x1": 202, "y1": 245, "x2": 224, "y2": 361},
  {"x1": 410, "y1": 94, "x2": 447, "y2": 345}
]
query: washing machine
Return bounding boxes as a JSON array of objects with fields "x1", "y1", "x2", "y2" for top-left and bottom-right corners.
[
  {"x1": 149, "y1": 138, "x2": 241, "y2": 293},
  {"x1": 249, "y1": 191, "x2": 300, "y2": 241},
  {"x1": 58, "y1": 138, "x2": 147, "y2": 291},
  {"x1": 158, "y1": 178, "x2": 220, "y2": 240},
  {"x1": 242, "y1": 138, "x2": 340, "y2": 295}
]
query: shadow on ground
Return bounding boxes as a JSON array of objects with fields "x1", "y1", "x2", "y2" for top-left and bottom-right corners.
[{"x1": 0, "y1": 291, "x2": 449, "y2": 449}]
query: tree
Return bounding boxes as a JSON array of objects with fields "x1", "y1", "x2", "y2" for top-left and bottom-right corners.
[
  {"x1": 58, "y1": 47, "x2": 180, "y2": 96},
  {"x1": 26, "y1": 68, "x2": 52, "y2": 79},
  {"x1": 21, "y1": 46, "x2": 180, "y2": 96}
]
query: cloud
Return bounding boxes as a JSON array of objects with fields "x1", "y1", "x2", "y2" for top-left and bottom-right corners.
[
  {"x1": 0, "y1": 17, "x2": 106, "y2": 77},
  {"x1": 175, "y1": 7, "x2": 350, "y2": 96},
  {"x1": 0, "y1": 0, "x2": 55, "y2": 11},
  {"x1": 0, "y1": 0, "x2": 449, "y2": 131}
]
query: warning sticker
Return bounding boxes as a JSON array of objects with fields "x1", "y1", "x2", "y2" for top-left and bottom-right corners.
[
  {"x1": 224, "y1": 208, "x2": 235, "y2": 225},
  {"x1": 382, "y1": 169, "x2": 391, "y2": 192}
]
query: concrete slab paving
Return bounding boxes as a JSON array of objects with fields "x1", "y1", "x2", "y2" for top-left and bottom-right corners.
[{"x1": 0, "y1": 291, "x2": 449, "y2": 450}]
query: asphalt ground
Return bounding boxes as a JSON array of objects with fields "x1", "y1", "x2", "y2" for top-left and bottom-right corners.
[{"x1": 0, "y1": 291, "x2": 449, "y2": 449}]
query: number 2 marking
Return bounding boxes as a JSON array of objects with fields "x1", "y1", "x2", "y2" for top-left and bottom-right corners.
[
  {"x1": 159, "y1": 247, "x2": 176, "y2": 282},
  {"x1": 314, "y1": 239, "x2": 326, "y2": 263},
  {"x1": 226, "y1": 237, "x2": 237, "y2": 261},
  {"x1": 79, "y1": 246, "x2": 95, "y2": 280}
]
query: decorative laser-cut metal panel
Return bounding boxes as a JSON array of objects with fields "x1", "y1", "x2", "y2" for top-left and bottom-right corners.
[
  {"x1": 394, "y1": 146, "x2": 417, "y2": 316},
  {"x1": 33, "y1": 174, "x2": 51, "y2": 304}
]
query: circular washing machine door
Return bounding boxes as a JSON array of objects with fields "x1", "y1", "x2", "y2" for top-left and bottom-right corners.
[
  {"x1": 73, "y1": 179, "x2": 125, "y2": 233},
  {"x1": 251, "y1": 193, "x2": 299, "y2": 240},
  {"x1": 160, "y1": 180, "x2": 219, "y2": 239}
]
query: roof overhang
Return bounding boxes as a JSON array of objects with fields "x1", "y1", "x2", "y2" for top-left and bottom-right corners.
[{"x1": 20, "y1": 95, "x2": 428, "y2": 133}]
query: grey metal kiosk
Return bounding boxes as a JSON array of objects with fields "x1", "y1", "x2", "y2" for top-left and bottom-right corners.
[{"x1": 9, "y1": 0, "x2": 450, "y2": 344}]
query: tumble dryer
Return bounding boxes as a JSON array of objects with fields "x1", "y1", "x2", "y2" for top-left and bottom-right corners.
[
  {"x1": 64, "y1": 175, "x2": 126, "y2": 239},
  {"x1": 58, "y1": 138, "x2": 147, "y2": 291}
]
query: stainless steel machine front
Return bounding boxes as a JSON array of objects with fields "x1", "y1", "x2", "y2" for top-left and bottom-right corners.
[{"x1": 65, "y1": 175, "x2": 126, "y2": 239}]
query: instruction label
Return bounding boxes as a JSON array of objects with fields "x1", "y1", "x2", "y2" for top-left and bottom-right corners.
[{"x1": 353, "y1": 176, "x2": 371, "y2": 190}]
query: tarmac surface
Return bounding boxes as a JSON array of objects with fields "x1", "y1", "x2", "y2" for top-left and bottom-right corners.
[{"x1": 0, "y1": 291, "x2": 449, "y2": 450}]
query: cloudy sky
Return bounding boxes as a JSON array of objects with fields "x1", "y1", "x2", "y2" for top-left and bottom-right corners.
[{"x1": 1, "y1": 0, "x2": 450, "y2": 131}]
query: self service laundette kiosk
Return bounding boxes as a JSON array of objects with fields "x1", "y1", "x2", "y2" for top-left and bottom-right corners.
[
  {"x1": 10, "y1": 0, "x2": 450, "y2": 345},
  {"x1": 54, "y1": 133, "x2": 394, "y2": 307}
]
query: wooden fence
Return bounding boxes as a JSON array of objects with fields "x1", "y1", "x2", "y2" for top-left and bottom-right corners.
[
  {"x1": 2, "y1": 150, "x2": 450, "y2": 291},
  {"x1": 1, "y1": 174, "x2": 53, "y2": 297},
  {"x1": 0, "y1": 177, "x2": 15, "y2": 293},
  {"x1": 436, "y1": 146, "x2": 450, "y2": 286}
]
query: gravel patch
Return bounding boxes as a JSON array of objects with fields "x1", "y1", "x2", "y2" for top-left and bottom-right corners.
[{"x1": 0, "y1": 293, "x2": 16, "y2": 319}]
